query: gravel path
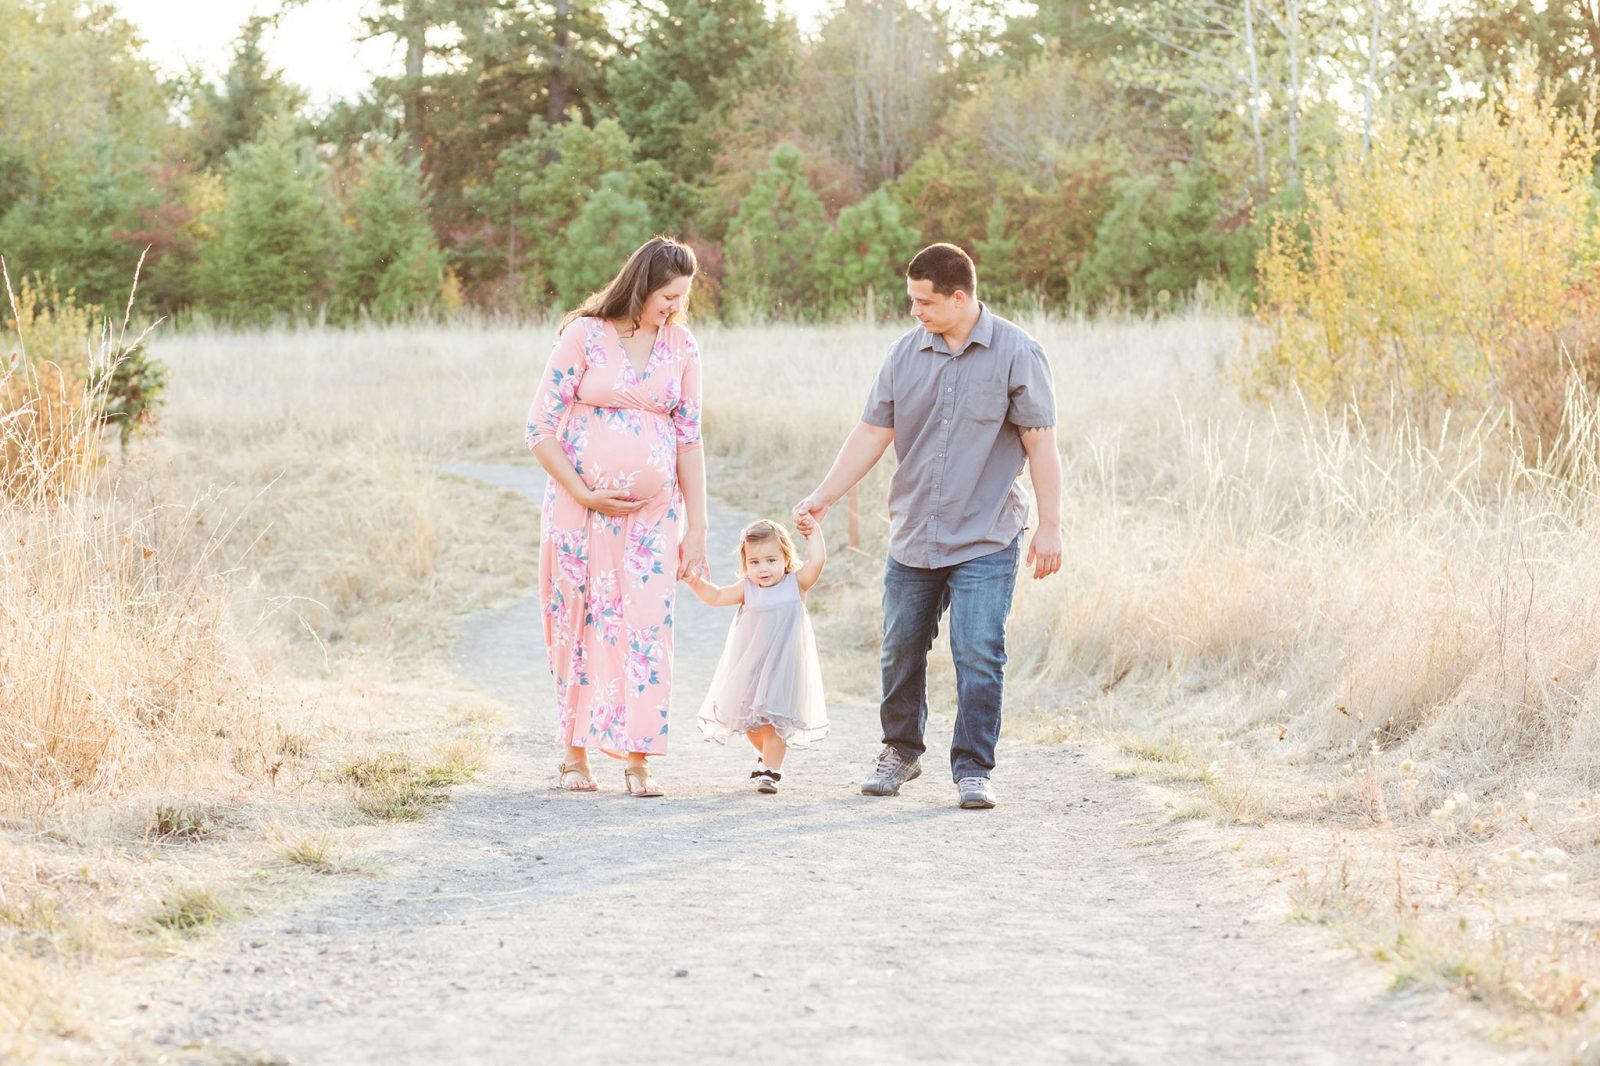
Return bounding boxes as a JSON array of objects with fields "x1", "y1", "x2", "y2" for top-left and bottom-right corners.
[{"x1": 128, "y1": 466, "x2": 1522, "y2": 1065}]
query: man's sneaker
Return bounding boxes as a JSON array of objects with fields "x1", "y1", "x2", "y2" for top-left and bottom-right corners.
[
  {"x1": 957, "y1": 776, "x2": 996, "y2": 809},
  {"x1": 751, "y1": 766, "x2": 781, "y2": 794},
  {"x1": 861, "y1": 745, "x2": 921, "y2": 796}
]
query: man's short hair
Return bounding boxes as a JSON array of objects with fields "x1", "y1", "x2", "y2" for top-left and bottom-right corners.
[{"x1": 906, "y1": 242, "x2": 977, "y2": 297}]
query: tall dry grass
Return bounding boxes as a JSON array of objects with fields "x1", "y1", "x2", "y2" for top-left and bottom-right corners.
[
  {"x1": 1, "y1": 316, "x2": 527, "y2": 1060},
  {"x1": 695, "y1": 311, "x2": 1600, "y2": 1048},
  {"x1": 0, "y1": 272, "x2": 269, "y2": 810},
  {"x1": 689, "y1": 314, "x2": 1600, "y2": 791},
  {"x1": 12, "y1": 307, "x2": 1600, "y2": 1053}
]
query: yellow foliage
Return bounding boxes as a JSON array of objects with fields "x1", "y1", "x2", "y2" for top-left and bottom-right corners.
[
  {"x1": 1256, "y1": 63, "x2": 1599, "y2": 414},
  {"x1": 0, "y1": 279, "x2": 108, "y2": 499}
]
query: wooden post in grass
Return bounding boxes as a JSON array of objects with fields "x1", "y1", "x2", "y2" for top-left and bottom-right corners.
[{"x1": 848, "y1": 484, "x2": 860, "y2": 551}]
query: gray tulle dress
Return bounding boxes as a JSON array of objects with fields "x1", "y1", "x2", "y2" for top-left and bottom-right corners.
[{"x1": 697, "y1": 572, "x2": 829, "y2": 746}]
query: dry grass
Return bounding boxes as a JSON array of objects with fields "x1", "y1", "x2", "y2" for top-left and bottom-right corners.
[
  {"x1": 0, "y1": 312, "x2": 524, "y2": 1058},
  {"x1": 688, "y1": 312, "x2": 1600, "y2": 1053},
  {"x1": 342, "y1": 736, "x2": 488, "y2": 822},
  {"x1": 10, "y1": 307, "x2": 1600, "y2": 1056}
]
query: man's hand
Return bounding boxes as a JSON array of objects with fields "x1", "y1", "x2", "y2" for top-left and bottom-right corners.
[
  {"x1": 793, "y1": 490, "x2": 831, "y2": 526},
  {"x1": 795, "y1": 422, "x2": 893, "y2": 530},
  {"x1": 1026, "y1": 524, "x2": 1062, "y2": 580}
]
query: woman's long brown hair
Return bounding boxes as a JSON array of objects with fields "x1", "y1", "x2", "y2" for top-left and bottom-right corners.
[{"x1": 559, "y1": 236, "x2": 698, "y2": 335}]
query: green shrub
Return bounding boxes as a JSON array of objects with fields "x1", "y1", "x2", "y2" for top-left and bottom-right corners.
[
  {"x1": 820, "y1": 188, "x2": 921, "y2": 319},
  {"x1": 552, "y1": 172, "x2": 654, "y2": 309},
  {"x1": 335, "y1": 143, "x2": 446, "y2": 320},
  {"x1": 200, "y1": 121, "x2": 338, "y2": 324},
  {"x1": 724, "y1": 143, "x2": 828, "y2": 319}
]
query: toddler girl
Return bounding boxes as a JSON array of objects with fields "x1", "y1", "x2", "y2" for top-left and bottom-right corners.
[{"x1": 687, "y1": 517, "x2": 829, "y2": 792}]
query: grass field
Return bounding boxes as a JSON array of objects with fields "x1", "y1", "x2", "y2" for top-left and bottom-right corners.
[{"x1": 6, "y1": 310, "x2": 1600, "y2": 1056}]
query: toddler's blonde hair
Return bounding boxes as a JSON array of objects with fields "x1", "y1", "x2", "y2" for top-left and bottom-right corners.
[{"x1": 737, "y1": 519, "x2": 799, "y2": 575}]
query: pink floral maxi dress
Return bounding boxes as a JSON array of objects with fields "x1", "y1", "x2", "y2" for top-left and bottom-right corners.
[{"x1": 524, "y1": 317, "x2": 702, "y2": 756}]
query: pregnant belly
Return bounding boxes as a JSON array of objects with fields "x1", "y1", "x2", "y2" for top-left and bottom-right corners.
[{"x1": 573, "y1": 406, "x2": 674, "y2": 502}]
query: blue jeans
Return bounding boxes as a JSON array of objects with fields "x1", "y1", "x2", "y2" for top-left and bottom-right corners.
[{"x1": 879, "y1": 535, "x2": 1021, "y2": 781}]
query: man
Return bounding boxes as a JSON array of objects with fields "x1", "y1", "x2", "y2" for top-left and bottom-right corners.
[{"x1": 794, "y1": 243, "x2": 1062, "y2": 810}]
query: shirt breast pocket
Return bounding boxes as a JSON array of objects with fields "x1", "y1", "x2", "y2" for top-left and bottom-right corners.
[{"x1": 968, "y1": 376, "x2": 1010, "y2": 425}]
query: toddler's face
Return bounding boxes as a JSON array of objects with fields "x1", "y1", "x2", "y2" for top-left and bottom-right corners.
[{"x1": 742, "y1": 538, "x2": 786, "y2": 588}]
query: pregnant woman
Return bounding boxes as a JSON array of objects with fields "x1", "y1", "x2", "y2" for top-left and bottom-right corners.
[{"x1": 524, "y1": 237, "x2": 707, "y2": 797}]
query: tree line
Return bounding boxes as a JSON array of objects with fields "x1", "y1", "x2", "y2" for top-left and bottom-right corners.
[{"x1": 0, "y1": 0, "x2": 1593, "y2": 324}]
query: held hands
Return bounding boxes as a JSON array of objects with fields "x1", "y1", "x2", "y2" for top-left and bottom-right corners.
[
  {"x1": 792, "y1": 490, "x2": 829, "y2": 528},
  {"x1": 677, "y1": 526, "x2": 708, "y2": 582},
  {"x1": 795, "y1": 512, "x2": 821, "y2": 539},
  {"x1": 1027, "y1": 524, "x2": 1063, "y2": 580}
]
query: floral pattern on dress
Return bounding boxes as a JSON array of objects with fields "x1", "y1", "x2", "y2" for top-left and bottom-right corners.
[
  {"x1": 625, "y1": 521, "x2": 666, "y2": 586},
  {"x1": 526, "y1": 316, "x2": 703, "y2": 755},
  {"x1": 625, "y1": 624, "x2": 664, "y2": 694},
  {"x1": 585, "y1": 569, "x2": 625, "y2": 646},
  {"x1": 596, "y1": 406, "x2": 645, "y2": 436}
]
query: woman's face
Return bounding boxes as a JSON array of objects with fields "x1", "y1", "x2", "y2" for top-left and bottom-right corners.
[{"x1": 642, "y1": 275, "x2": 692, "y2": 328}]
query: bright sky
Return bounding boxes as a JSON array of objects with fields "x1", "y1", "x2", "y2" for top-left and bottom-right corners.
[{"x1": 113, "y1": 1, "x2": 835, "y2": 106}]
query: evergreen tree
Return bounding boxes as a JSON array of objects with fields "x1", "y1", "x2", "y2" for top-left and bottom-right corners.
[
  {"x1": 1074, "y1": 161, "x2": 1255, "y2": 308},
  {"x1": 974, "y1": 201, "x2": 1027, "y2": 309},
  {"x1": 551, "y1": 172, "x2": 654, "y2": 309},
  {"x1": 472, "y1": 115, "x2": 663, "y2": 299},
  {"x1": 425, "y1": 1, "x2": 613, "y2": 243},
  {"x1": 335, "y1": 143, "x2": 446, "y2": 320},
  {"x1": 184, "y1": 15, "x2": 306, "y2": 169},
  {"x1": 820, "y1": 188, "x2": 921, "y2": 319},
  {"x1": 0, "y1": 138, "x2": 159, "y2": 310},
  {"x1": 723, "y1": 144, "x2": 828, "y2": 319},
  {"x1": 608, "y1": 0, "x2": 793, "y2": 195},
  {"x1": 200, "y1": 122, "x2": 339, "y2": 324}
]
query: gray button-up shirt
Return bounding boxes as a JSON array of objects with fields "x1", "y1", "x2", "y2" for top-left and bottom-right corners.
[{"x1": 861, "y1": 304, "x2": 1056, "y2": 569}]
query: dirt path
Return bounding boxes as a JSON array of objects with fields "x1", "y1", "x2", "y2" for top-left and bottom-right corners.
[{"x1": 128, "y1": 466, "x2": 1523, "y2": 1065}]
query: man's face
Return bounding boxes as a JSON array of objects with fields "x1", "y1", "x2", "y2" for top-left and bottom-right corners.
[{"x1": 907, "y1": 278, "x2": 964, "y2": 334}]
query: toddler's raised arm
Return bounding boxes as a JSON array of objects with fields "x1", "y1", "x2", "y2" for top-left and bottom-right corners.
[{"x1": 795, "y1": 516, "x2": 827, "y2": 593}]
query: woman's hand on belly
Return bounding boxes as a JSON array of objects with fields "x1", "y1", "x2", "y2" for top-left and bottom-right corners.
[{"x1": 582, "y1": 487, "x2": 646, "y2": 517}]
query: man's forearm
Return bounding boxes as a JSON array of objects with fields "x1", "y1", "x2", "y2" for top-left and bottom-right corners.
[
  {"x1": 814, "y1": 422, "x2": 893, "y2": 505},
  {"x1": 1022, "y1": 427, "x2": 1062, "y2": 529}
]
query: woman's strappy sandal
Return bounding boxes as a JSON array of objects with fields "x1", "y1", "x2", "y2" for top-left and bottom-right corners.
[
  {"x1": 557, "y1": 761, "x2": 598, "y2": 792},
  {"x1": 622, "y1": 764, "x2": 664, "y2": 798}
]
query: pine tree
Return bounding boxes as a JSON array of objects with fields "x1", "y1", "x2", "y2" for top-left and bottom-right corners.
[
  {"x1": 1075, "y1": 161, "x2": 1254, "y2": 308},
  {"x1": 609, "y1": 0, "x2": 793, "y2": 193},
  {"x1": 820, "y1": 188, "x2": 921, "y2": 319},
  {"x1": 200, "y1": 122, "x2": 339, "y2": 324},
  {"x1": 0, "y1": 138, "x2": 157, "y2": 311},
  {"x1": 974, "y1": 201, "x2": 1027, "y2": 309},
  {"x1": 335, "y1": 143, "x2": 446, "y2": 320},
  {"x1": 723, "y1": 144, "x2": 828, "y2": 319},
  {"x1": 473, "y1": 116, "x2": 663, "y2": 300},
  {"x1": 184, "y1": 15, "x2": 306, "y2": 169},
  {"x1": 551, "y1": 173, "x2": 654, "y2": 309}
]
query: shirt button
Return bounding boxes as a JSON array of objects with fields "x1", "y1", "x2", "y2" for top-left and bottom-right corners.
[{"x1": 946, "y1": 387, "x2": 952, "y2": 392}]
